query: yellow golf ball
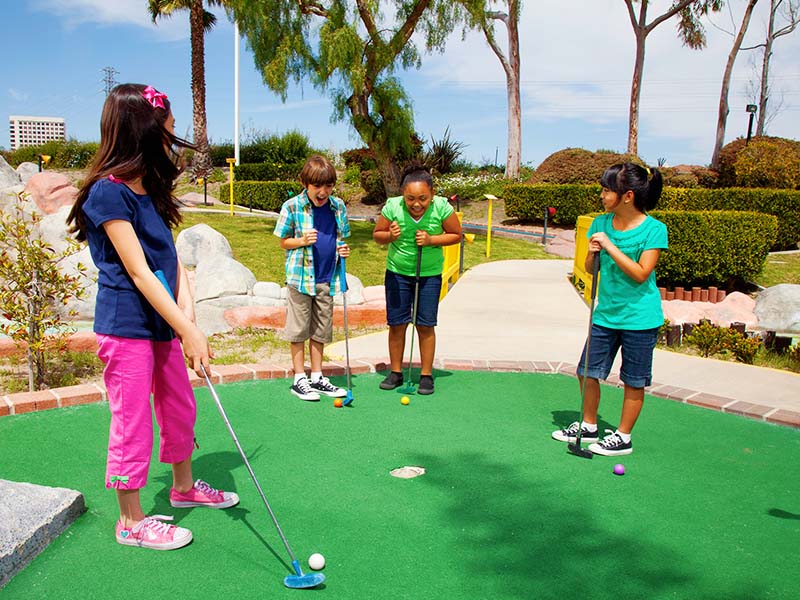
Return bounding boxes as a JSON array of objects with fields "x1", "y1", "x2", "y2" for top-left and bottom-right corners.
[{"x1": 401, "y1": 396, "x2": 410, "y2": 405}]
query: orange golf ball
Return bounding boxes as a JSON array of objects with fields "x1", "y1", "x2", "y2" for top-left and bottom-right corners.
[{"x1": 333, "y1": 399, "x2": 343, "y2": 408}]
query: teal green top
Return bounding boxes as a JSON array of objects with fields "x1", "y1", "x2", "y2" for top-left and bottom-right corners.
[
  {"x1": 381, "y1": 195, "x2": 454, "y2": 277},
  {"x1": 589, "y1": 213, "x2": 668, "y2": 330}
]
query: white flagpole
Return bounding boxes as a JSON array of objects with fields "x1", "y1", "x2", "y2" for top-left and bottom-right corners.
[{"x1": 234, "y1": 19, "x2": 240, "y2": 166}]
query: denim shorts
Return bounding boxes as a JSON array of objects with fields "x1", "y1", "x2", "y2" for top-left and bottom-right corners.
[
  {"x1": 577, "y1": 324, "x2": 660, "y2": 388},
  {"x1": 384, "y1": 270, "x2": 442, "y2": 327}
]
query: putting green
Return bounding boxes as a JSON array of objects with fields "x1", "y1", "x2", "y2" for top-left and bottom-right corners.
[{"x1": 1, "y1": 371, "x2": 798, "y2": 599}]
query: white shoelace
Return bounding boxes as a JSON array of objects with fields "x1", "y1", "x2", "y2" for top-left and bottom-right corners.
[
  {"x1": 296, "y1": 378, "x2": 314, "y2": 393},
  {"x1": 193, "y1": 479, "x2": 221, "y2": 498},
  {"x1": 132, "y1": 515, "x2": 175, "y2": 535},
  {"x1": 314, "y1": 377, "x2": 337, "y2": 390},
  {"x1": 599, "y1": 429, "x2": 624, "y2": 448}
]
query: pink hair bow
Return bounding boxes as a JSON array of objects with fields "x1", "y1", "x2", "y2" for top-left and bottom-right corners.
[{"x1": 142, "y1": 85, "x2": 167, "y2": 109}]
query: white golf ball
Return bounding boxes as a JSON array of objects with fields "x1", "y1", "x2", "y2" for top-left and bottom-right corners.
[{"x1": 308, "y1": 552, "x2": 325, "y2": 570}]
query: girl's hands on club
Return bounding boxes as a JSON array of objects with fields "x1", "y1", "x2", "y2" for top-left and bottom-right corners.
[
  {"x1": 415, "y1": 230, "x2": 431, "y2": 246},
  {"x1": 180, "y1": 323, "x2": 213, "y2": 377},
  {"x1": 388, "y1": 220, "x2": 401, "y2": 242},
  {"x1": 589, "y1": 232, "x2": 610, "y2": 253}
]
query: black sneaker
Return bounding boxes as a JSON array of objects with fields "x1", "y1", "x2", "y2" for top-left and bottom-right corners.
[
  {"x1": 417, "y1": 375, "x2": 434, "y2": 395},
  {"x1": 588, "y1": 430, "x2": 633, "y2": 456},
  {"x1": 290, "y1": 377, "x2": 320, "y2": 401},
  {"x1": 551, "y1": 421, "x2": 599, "y2": 443},
  {"x1": 310, "y1": 376, "x2": 346, "y2": 398},
  {"x1": 379, "y1": 371, "x2": 404, "y2": 390}
]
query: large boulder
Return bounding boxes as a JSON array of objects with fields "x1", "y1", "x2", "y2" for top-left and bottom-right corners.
[
  {"x1": 175, "y1": 224, "x2": 233, "y2": 268},
  {"x1": 23, "y1": 172, "x2": 78, "y2": 214},
  {"x1": 193, "y1": 255, "x2": 256, "y2": 301},
  {"x1": 0, "y1": 156, "x2": 21, "y2": 189},
  {"x1": 754, "y1": 284, "x2": 800, "y2": 333},
  {"x1": 36, "y1": 205, "x2": 74, "y2": 254},
  {"x1": 16, "y1": 162, "x2": 40, "y2": 184}
]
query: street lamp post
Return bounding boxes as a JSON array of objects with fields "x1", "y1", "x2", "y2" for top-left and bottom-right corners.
[{"x1": 746, "y1": 104, "x2": 757, "y2": 144}]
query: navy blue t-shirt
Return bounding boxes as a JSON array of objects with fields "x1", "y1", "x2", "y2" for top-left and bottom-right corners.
[
  {"x1": 311, "y1": 201, "x2": 338, "y2": 284},
  {"x1": 82, "y1": 177, "x2": 178, "y2": 341}
]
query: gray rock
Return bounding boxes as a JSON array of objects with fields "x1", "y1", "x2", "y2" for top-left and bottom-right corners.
[
  {"x1": 754, "y1": 283, "x2": 800, "y2": 333},
  {"x1": 194, "y1": 256, "x2": 256, "y2": 301},
  {"x1": 175, "y1": 224, "x2": 233, "y2": 268},
  {"x1": 0, "y1": 156, "x2": 21, "y2": 189},
  {"x1": 253, "y1": 281, "x2": 282, "y2": 299},
  {"x1": 15, "y1": 162, "x2": 39, "y2": 184},
  {"x1": 0, "y1": 479, "x2": 85, "y2": 589},
  {"x1": 35, "y1": 205, "x2": 74, "y2": 254},
  {"x1": 194, "y1": 302, "x2": 232, "y2": 336},
  {"x1": 334, "y1": 272, "x2": 365, "y2": 305}
]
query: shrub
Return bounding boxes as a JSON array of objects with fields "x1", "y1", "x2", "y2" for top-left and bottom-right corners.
[
  {"x1": 359, "y1": 169, "x2": 386, "y2": 204},
  {"x1": 728, "y1": 332, "x2": 762, "y2": 364},
  {"x1": 239, "y1": 130, "x2": 316, "y2": 164},
  {"x1": 209, "y1": 143, "x2": 235, "y2": 166},
  {"x1": 530, "y1": 148, "x2": 642, "y2": 185},
  {"x1": 650, "y1": 210, "x2": 777, "y2": 288},
  {"x1": 220, "y1": 181, "x2": 303, "y2": 212},
  {"x1": 235, "y1": 161, "x2": 305, "y2": 182},
  {"x1": 3, "y1": 139, "x2": 98, "y2": 169},
  {"x1": 435, "y1": 173, "x2": 506, "y2": 201},
  {"x1": 716, "y1": 136, "x2": 800, "y2": 188},
  {"x1": 423, "y1": 127, "x2": 466, "y2": 175},
  {"x1": 684, "y1": 321, "x2": 732, "y2": 357},
  {"x1": 342, "y1": 148, "x2": 377, "y2": 171},
  {"x1": 503, "y1": 183, "x2": 602, "y2": 224},
  {"x1": 734, "y1": 140, "x2": 800, "y2": 189}
]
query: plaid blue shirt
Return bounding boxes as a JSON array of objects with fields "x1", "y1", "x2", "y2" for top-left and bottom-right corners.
[{"x1": 273, "y1": 190, "x2": 350, "y2": 296}]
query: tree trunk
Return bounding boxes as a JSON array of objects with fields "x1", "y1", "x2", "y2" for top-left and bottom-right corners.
[
  {"x1": 627, "y1": 28, "x2": 647, "y2": 156},
  {"x1": 711, "y1": 0, "x2": 759, "y2": 170},
  {"x1": 756, "y1": 0, "x2": 777, "y2": 136},
  {"x1": 347, "y1": 91, "x2": 403, "y2": 196},
  {"x1": 505, "y1": 1, "x2": 521, "y2": 179},
  {"x1": 190, "y1": 0, "x2": 213, "y2": 179}
]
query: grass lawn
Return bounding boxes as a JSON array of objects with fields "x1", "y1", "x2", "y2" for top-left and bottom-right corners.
[
  {"x1": 175, "y1": 211, "x2": 552, "y2": 287},
  {"x1": 756, "y1": 252, "x2": 800, "y2": 288}
]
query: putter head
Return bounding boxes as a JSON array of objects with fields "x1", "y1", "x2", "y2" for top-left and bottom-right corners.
[
  {"x1": 285, "y1": 560, "x2": 325, "y2": 589},
  {"x1": 397, "y1": 384, "x2": 417, "y2": 395},
  {"x1": 567, "y1": 442, "x2": 593, "y2": 459},
  {"x1": 343, "y1": 390, "x2": 354, "y2": 406}
]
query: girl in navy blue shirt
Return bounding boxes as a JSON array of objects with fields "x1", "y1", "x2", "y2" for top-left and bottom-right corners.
[{"x1": 68, "y1": 84, "x2": 238, "y2": 551}]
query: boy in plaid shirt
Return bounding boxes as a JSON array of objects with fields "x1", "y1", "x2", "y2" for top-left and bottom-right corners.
[{"x1": 274, "y1": 155, "x2": 351, "y2": 401}]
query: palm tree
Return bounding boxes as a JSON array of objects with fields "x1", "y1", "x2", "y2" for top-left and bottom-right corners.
[{"x1": 148, "y1": 0, "x2": 223, "y2": 179}]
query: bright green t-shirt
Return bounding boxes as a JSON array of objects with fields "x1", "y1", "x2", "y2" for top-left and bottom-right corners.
[
  {"x1": 381, "y1": 195, "x2": 454, "y2": 277},
  {"x1": 589, "y1": 213, "x2": 668, "y2": 330}
]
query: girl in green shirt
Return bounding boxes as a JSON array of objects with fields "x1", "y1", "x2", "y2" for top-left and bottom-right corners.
[{"x1": 372, "y1": 163, "x2": 462, "y2": 395}]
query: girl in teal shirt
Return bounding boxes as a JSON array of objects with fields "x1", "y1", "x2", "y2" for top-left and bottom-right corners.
[{"x1": 553, "y1": 163, "x2": 668, "y2": 456}]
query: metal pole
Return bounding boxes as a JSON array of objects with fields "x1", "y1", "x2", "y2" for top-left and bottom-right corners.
[
  {"x1": 542, "y1": 207, "x2": 548, "y2": 245},
  {"x1": 203, "y1": 178, "x2": 208, "y2": 206},
  {"x1": 746, "y1": 112, "x2": 755, "y2": 143},
  {"x1": 234, "y1": 20, "x2": 240, "y2": 166}
]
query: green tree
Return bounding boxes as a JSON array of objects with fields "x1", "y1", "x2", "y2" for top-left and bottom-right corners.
[
  {"x1": 459, "y1": 0, "x2": 521, "y2": 179},
  {"x1": 0, "y1": 196, "x2": 87, "y2": 391},
  {"x1": 623, "y1": 1, "x2": 724, "y2": 155},
  {"x1": 148, "y1": 0, "x2": 226, "y2": 179},
  {"x1": 228, "y1": 0, "x2": 464, "y2": 196}
]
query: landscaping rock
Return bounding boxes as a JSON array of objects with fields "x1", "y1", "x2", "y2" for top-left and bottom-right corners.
[
  {"x1": 0, "y1": 156, "x2": 21, "y2": 190},
  {"x1": 175, "y1": 224, "x2": 233, "y2": 268},
  {"x1": 179, "y1": 191, "x2": 220, "y2": 206},
  {"x1": 253, "y1": 281, "x2": 282, "y2": 299},
  {"x1": 334, "y1": 272, "x2": 364, "y2": 305},
  {"x1": 193, "y1": 256, "x2": 256, "y2": 301},
  {"x1": 15, "y1": 162, "x2": 39, "y2": 185},
  {"x1": 754, "y1": 284, "x2": 800, "y2": 333},
  {"x1": 0, "y1": 479, "x2": 85, "y2": 589},
  {"x1": 23, "y1": 172, "x2": 78, "y2": 215},
  {"x1": 662, "y1": 291, "x2": 757, "y2": 328}
]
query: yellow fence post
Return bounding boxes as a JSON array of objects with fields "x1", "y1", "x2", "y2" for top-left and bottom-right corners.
[
  {"x1": 573, "y1": 215, "x2": 596, "y2": 303},
  {"x1": 226, "y1": 158, "x2": 236, "y2": 216},
  {"x1": 439, "y1": 211, "x2": 465, "y2": 301},
  {"x1": 484, "y1": 194, "x2": 497, "y2": 257}
]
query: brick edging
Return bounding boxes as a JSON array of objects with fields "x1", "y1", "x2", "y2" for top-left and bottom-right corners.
[{"x1": 2, "y1": 358, "x2": 798, "y2": 429}]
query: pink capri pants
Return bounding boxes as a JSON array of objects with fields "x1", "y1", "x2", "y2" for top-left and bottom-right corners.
[{"x1": 97, "y1": 335, "x2": 196, "y2": 490}]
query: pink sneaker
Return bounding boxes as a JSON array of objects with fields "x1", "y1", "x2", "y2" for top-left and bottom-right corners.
[
  {"x1": 115, "y1": 515, "x2": 192, "y2": 550},
  {"x1": 170, "y1": 479, "x2": 240, "y2": 509}
]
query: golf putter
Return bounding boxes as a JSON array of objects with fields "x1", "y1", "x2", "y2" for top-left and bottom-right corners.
[
  {"x1": 339, "y1": 256, "x2": 354, "y2": 406},
  {"x1": 398, "y1": 245, "x2": 424, "y2": 395},
  {"x1": 568, "y1": 252, "x2": 600, "y2": 460}
]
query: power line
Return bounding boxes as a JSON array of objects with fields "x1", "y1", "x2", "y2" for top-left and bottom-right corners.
[{"x1": 101, "y1": 67, "x2": 119, "y2": 97}]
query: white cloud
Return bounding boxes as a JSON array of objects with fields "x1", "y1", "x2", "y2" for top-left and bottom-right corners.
[
  {"x1": 29, "y1": 0, "x2": 189, "y2": 41},
  {"x1": 8, "y1": 88, "x2": 29, "y2": 102}
]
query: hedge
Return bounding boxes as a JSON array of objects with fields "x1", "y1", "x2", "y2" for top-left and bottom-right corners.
[
  {"x1": 650, "y1": 210, "x2": 777, "y2": 288},
  {"x1": 219, "y1": 181, "x2": 303, "y2": 212},
  {"x1": 234, "y1": 161, "x2": 305, "y2": 182},
  {"x1": 504, "y1": 183, "x2": 800, "y2": 250}
]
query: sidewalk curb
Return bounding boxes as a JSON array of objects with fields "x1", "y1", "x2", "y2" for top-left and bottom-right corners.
[{"x1": 2, "y1": 359, "x2": 798, "y2": 429}]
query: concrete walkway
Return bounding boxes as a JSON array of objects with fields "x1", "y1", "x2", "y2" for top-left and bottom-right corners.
[{"x1": 328, "y1": 260, "x2": 800, "y2": 428}]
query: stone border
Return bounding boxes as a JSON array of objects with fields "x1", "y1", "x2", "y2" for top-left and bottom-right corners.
[{"x1": 1, "y1": 358, "x2": 798, "y2": 429}]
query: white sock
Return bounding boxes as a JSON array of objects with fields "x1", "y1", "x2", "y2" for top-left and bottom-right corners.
[
  {"x1": 581, "y1": 421, "x2": 597, "y2": 432},
  {"x1": 293, "y1": 373, "x2": 307, "y2": 384},
  {"x1": 310, "y1": 372, "x2": 323, "y2": 382},
  {"x1": 616, "y1": 430, "x2": 632, "y2": 443}
]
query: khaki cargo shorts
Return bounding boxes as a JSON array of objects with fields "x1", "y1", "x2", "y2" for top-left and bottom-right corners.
[{"x1": 283, "y1": 283, "x2": 334, "y2": 343}]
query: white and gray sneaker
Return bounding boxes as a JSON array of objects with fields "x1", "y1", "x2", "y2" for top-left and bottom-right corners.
[
  {"x1": 291, "y1": 377, "x2": 320, "y2": 401},
  {"x1": 310, "y1": 376, "x2": 347, "y2": 398},
  {"x1": 551, "y1": 421, "x2": 599, "y2": 443},
  {"x1": 588, "y1": 430, "x2": 633, "y2": 456}
]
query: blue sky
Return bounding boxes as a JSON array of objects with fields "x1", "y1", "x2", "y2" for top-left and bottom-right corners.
[{"x1": 2, "y1": 0, "x2": 799, "y2": 168}]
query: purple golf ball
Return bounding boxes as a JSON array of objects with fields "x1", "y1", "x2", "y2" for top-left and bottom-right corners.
[{"x1": 613, "y1": 464, "x2": 625, "y2": 476}]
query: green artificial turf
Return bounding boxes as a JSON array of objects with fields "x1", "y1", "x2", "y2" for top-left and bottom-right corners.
[{"x1": 1, "y1": 371, "x2": 798, "y2": 599}]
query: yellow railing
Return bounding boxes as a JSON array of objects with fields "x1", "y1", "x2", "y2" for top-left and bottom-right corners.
[
  {"x1": 573, "y1": 215, "x2": 596, "y2": 303},
  {"x1": 439, "y1": 212, "x2": 464, "y2": 300}
]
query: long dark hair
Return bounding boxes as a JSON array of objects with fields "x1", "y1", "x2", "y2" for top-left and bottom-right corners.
[
  {"x1": 600, "y1": 162, "x2": 663, "y2": 212},
  {"x1": 67, "y1": 83, "x2": 193, "y2": 241}
]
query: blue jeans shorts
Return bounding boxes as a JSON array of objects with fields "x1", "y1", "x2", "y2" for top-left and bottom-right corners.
[
  {"x1": 577, "y1": 324, "x2": 660, "y2": 388},
  {"x1": 384, "y1": 270, "x2": 442, "y2": 327}
]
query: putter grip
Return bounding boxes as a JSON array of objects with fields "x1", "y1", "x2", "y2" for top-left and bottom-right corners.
[{"x1": 590, "y1": 253, "x2": 600, "y2": 301}]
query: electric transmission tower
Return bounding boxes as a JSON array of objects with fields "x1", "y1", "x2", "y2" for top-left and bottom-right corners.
[{"x1": 101, "y1": 67, "x2": 119, "y2": 97}]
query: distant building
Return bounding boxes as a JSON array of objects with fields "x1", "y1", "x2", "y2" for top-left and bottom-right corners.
[{"x1": 8, "y1": 115, "x2": 66, "y2": 150}]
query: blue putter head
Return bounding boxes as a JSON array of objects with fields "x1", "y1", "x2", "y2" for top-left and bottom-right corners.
[
  {"x1": 343, "y1": 389, "x2": 354, "y2": 406},
  {"x1": 284, "y1": 560, "x2": 325, "y2": 589}
]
